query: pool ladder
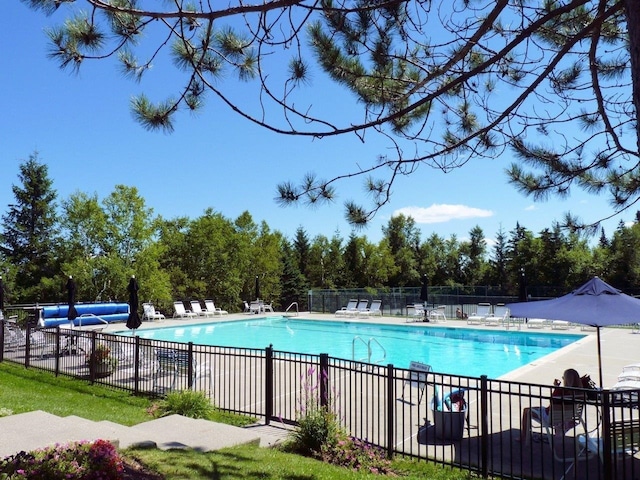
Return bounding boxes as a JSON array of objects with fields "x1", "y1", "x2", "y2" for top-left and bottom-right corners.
[
  {"x1": 284, "y1": 302, "x2": 299, "y2": 316},
  {"x1": 352, "y1": 336, "x2": 386, "y2": 365}
]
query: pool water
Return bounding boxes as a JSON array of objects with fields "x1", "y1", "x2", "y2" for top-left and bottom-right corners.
[{"x1": 117, "y1": 317, "x2": 584, "y2": 378}]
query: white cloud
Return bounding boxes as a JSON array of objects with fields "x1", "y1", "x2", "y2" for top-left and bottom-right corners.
[
  {"x1": 393, "y1": 204, "x2": 494, "y2": 224},
  {"x1": 525, "y1": 204, "x2": 537, "y2": 211}
]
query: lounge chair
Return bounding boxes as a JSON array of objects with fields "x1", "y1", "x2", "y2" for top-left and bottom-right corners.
[
  {"x1": 173, "y1": 301, "x2": 197, "y2": 319},
  {"x1": 467, "y1": 303, "x2": 491, "y2": 325},
  {"x1": 355, "y1": 299, "x2": 369, "y2": 317},
  {"x1": 364, "y1": 299, "x2": 382, "y2": 317},
  {"x1": 142, "y1": 303, "x2": 165, "y2": 321},
  {"x1": 204, "y1": 299, "x2": 228, "y2": 315},
  {"x1": 527, "y1": 318, "x2": 550, "y2": 328},
  {"x1": 484, "y1": 304, "x2": 508, "y2": 326},
  {"x1": 336, "y1": 299, "x2": 358, "y2": 317},
  {"x1": 261, "y1": 301, "x2": 274, "y2": 313},
  {"x1": 551, "y1": 320, "x2": 573, "y2": 330},
  {"x1": 190, "y1": 300, "x2": 215, "y2": 317},
  {"x1": 401, "y1": 361, "x2": 432, "y2": 403},
  {"x1": 429, "y1": 305, "x2": 447, "y2": 323}
]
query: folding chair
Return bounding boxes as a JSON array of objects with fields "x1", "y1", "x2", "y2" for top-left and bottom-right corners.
[{"x1": 401, "y1": 361, "x2": 432, "y2": 403}]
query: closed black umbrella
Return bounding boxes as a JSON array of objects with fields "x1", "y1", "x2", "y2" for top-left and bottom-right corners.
[
  {"x1": 255, "y1": 275, "x2": 261, "y2": 301},
  {"x1": 419, "y1": 274, "x2": 429, "y2": 322},
  {"x1": 66, "y1": 276, "x2": 78, "y2": 325},
  {"x1": 0, "y1": 276, "x2": 4, "y2": 314},
  {"x1": 126, "y1": 276, "x2": 141, "y2": 331},
  {"x1": 420, "y1": 274, "x2": 429, "y2": 306}
]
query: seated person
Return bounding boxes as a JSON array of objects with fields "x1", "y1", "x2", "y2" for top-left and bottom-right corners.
[
  {"x1": 519, "y1": 368, "x2": 583, "y2": 444},
  {"x1": 456, "y1": 308, "x2": 468, "y2": 319}
]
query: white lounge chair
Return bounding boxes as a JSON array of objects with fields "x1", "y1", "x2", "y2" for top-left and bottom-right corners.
[
  {"x1": 173, "y1": 301, "x2": 197, "y2": 319},
  {"x1": 354, "y1": 299, "x2": 369, "y2": 317},
  {"x1": 484, "y1": 304, "x2": 508, "y2": 326},
  {"x1": 467, "y1": 303, "x2": 491, "y2": 325},
  {"x1": 364, "y1": 299, "x2": 382, "y2": 317},
  {"x1": 142, "y1": 303, "x2": 165, "y2": 321},
  {"x1": 336, "y1": 299, "x2": 358, "y2": 317},
  {"x1": 527, "y1": 318, "x2": 550, "y2": 328},
  {"x1": 190, "y1": 300, "x2": 215, "y2": 317},
  {"x1": 551, "y1": 320, "x2": 573, "y2": 329},
  {"x1": 204, "y1": 299, "x2": 228, "y2": 315}
]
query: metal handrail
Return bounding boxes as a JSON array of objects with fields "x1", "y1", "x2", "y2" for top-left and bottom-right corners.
[
  {"x1": 352, "y1": 336, "x2": 369, "y2": 362},
  {"x1": 77, "y1": 313, "x2": 109, "y2": 329},
  {"x1": 352, "y1": 336, "x2": 386, "y2": 364},
  {"x1": 284, "y1": 302, "x2": 299, "y2": 316},
  {"x1": 368, "y1": 337, "x2": 386, "y2": 364}
]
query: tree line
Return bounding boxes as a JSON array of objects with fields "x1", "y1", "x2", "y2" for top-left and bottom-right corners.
[{"x1": 1, "y1": 154, "x2": 639, "y2": 313}]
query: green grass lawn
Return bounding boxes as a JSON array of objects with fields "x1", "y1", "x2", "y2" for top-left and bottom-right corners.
[{"x1": 0, "y1": 362, "x2": 483, "y2": 479}]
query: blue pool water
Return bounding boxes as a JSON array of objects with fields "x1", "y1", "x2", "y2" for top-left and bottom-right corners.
[{"x1": 116, "y1": 318, "x2": 584, "y2": 378}]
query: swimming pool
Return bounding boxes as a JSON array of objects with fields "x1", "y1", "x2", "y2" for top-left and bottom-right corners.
[{"x1": 116, "y1": 317, "x2": 584, "y2": 378}]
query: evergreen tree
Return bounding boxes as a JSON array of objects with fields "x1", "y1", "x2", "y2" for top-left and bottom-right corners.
[
  {"x1": 293, "y1": 226, "x2": 311, "y2": 279},
  {"x1": 0, "y1": 153, "x2": 59, "y2": 302},
  {"x1": 280, "y1": 240, "x2": 308, "y2": 310},
  {"x1": 490, "y1": 226, "x2": 508, "y2": 289}
]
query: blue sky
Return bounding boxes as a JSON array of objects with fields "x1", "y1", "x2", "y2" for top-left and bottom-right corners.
[{"x1": 1, "y1": 2, "x2": 628, "y2": 247}]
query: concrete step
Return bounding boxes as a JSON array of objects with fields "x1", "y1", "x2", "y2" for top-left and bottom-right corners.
[{"x1": 0, "y1": 410, "x2": 266, "y2": 458}]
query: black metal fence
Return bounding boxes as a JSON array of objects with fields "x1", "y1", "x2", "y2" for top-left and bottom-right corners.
[{"x1": 1, "y1": 320, "x2": 639, "y2": 480}]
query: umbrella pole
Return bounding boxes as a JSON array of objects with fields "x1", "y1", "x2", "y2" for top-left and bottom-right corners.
[{"x1": 596, "y1": 327, "x2": 604, "y2": 389}]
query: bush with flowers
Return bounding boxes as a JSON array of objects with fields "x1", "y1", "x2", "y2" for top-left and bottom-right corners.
[
  {"x1": 284, "y1": 367, "x2": 395, "y2": 475},
  {"x1": 0, "y1": 439, "x2": 123, "y2": 479},
  {"x1": 85, "y1": 343, "x2": 118, "y2": 371},
  {"x1": 321, "y1": 436, "x2": 394, "y2": 475}
]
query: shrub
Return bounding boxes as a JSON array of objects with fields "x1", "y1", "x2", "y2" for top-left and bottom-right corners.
[
  {"x1": 290, "y1": 404, "x2": 343, "y2": 456},
  {"x1": 287, "y1": 367, "x2": 344, "y2": 456},
  {"x1": 0, "y1": 439, "x2": 122, "y2": 479},
  {"x1": 321, "y1": 436, "x2": 394, "y2": 475},
  {"x1": 148, "y1": 389, "x2": 215, "y2": 419}
]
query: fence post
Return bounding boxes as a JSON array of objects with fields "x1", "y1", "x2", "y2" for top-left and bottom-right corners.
[
  {"x1": 480, "y1": 375, "x2": 488, "y2": 478},
  {"x1": 25, "y1": 324, "x2": 32, "y2": 368},
  {"x1": 89, "y1": 330, "x2": 97, "y2": 383},
  {"x1": 0, "y1": 320, "x2": 4, "y2": 362},
  {"x1": 602, "y1": 392, "x2": 612, "y2": 480},
  {"x1": 54, "y1": 327, "x2": 60, "y2": 376},
  {"x1": 134, "y1": 336, "x2": 140, "y2": 395},
  {"x1": 265, "y1": 345, "x2": 273, "y2": 425},
  {"x1": 187, "y1": 342, "x2": 194, "y2": 390},
  {"x1": 320, "y1": 354, "x2": 329, "y2": 408},
  {"x1": 386, "y1": 364, "x2": 395, "y2": 458}
]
